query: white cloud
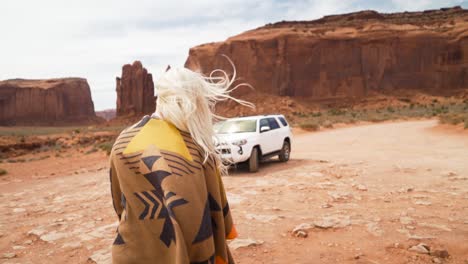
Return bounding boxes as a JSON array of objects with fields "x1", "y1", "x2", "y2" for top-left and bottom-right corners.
[
  {"x1": 390, "y1": 0, "x2": 463, "y2": 11},
  {"x1": 0, "y1": 0, "x2": 465, "y2": 110}
]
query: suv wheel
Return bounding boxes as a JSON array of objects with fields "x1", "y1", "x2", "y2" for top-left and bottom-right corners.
[
  {"x1": 248, "y1": 147, "x2": 259, "y2": 173},
  {"x1": 279, "y1": 141, "x2": 290, "y2": 162}
]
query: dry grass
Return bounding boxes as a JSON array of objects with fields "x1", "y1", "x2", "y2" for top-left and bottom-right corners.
[{"x1": 296, "y1": 102, "x2": 468, "y2": 131}]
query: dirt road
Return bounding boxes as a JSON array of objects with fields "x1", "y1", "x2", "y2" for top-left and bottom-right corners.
[{"x1": 1, "y1": 120, "x2": 467, "y2": 263}]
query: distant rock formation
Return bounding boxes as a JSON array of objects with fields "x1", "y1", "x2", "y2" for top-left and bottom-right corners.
[
  {"x1": 185, "y1": 7, "x2": 468, "y2": 101},
  {"x1": 0, "y1": 78, "x2": 100, "y2": 126},
  {"x1": 116, "y1": 61, "x2": 155, "y2": 117},
  {"x1": 96, "y1": 109, "x2": 116, "y2": 121}
]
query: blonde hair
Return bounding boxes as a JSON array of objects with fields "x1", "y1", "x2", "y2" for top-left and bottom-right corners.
[{"x1": 155, "y1": 59, "x2": 253, "y2": 175}]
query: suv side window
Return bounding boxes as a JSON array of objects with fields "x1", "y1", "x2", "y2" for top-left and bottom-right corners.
[
  {"x1": 259, "y1": 118, "x2": 269, "y2": 129},
  {"x1": 267, "y1": 118, "x2": 280, "y2": 130},
  {"x1": 278, "y1": 116, "x2": 288, "y2": 127}
]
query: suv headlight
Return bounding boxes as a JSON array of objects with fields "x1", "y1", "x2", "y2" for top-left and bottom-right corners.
[{"x1": 231, "y1": 139, "x2": 247, "y2": 146}]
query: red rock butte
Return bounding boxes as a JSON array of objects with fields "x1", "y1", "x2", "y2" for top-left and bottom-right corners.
[
  {"x1": 185, "y1": 6, "x2": 468, "y2": 101},
  {"x1": 0, "y1": 78, "x2": 100, "y2": 126},
  {"x1": 116, "y1": 61, "x2": 155, "y2": 117}
]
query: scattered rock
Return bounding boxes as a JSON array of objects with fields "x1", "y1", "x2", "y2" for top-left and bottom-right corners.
[
  {"x1": 13, "y1": 208, "x2": 26, "y2": 213},
  {"x1": 418, "y1": 223, "x2": 452, "y2": 232},
  {"x1": 366, "y1": 222, "x2": 383, "y2": 236},
  {"x1": 292, "y1": 223, "x2": 313, "y2": 237},
  {"x1": 328, "y1": 191, "x2": 353, "y2": 202},
  {"x1": 442, "y1": 171, "x2": 457, "y2": 177},
  {"x1": 245, "y1": 214, "x2": 280, "y2": 223},
  {"x1": 400, "y1": 216, "x2": 415, "y2": 225},
  {"x1": 89, "y1": 249, "x2": 111, "y2": 264},
  {"x1": 62, "y1": 241, "x2": 82, "y2": 249},
  {"x1": 12, "y1": 245, "x2": 25, "y2": 250},
  {"x1": 313, "y1": 215, "x2": 351, "y2": 229},
  {"x1": 409, "y1": 243, "x2": 430, "y2": 254},
  {"x1": 398, "y1": 187, "x2": 414, "y2": 193},
  {"x1": 355, "y1": 184, "x2": 368, "y2": 191},
  {"x1": 27, "y1": 228, "x2": 47, "y2": 237},
  {"x1": 230, "y1": 238, "x2": 264, "y2": 250},
  {"x1": 431, "y1": 249, "x2": 450, "y2": 259},
  {"x1": 40, "y1": 231, "x2": 68, "y2": 242},
  {"x1": 2, "y1": 253, "x2": 16, "y2": 259},
  {"x1": 294, "y1": 230, "x2": 308, "y2": 238},
  {"x1": 413, "y1": 200, "x2": 432, "y2": 206}
]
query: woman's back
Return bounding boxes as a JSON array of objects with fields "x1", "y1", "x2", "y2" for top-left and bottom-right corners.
[{"x1": 109, "y1": 115, "x2": 237, "y2": 264}]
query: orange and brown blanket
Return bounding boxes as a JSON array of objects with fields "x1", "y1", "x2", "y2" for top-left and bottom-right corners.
[{"x1": 109, "y1": 116, "x2": 237, "y2": 264}]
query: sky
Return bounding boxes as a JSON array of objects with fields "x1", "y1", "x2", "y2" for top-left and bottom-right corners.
[{"x1": 1, "y1": 0, "x2": 467, "y2": 110}]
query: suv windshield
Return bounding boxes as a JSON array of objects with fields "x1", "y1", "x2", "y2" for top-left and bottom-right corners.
[{"x1": 215, "y1": 119, "x2": 257, "y2": 134}]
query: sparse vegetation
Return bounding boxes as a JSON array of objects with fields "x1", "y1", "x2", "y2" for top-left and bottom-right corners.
[
  {"x1": 0, "y1": 168, "x2": 7, "y2": 176},
  {"x1": 0, "y1": 125, "x2": 125, "y2": 137},
  {"x1": 293, "y1": 102, "x2": 468, "y2": 131},
  {"x1": 97, "y1": 141, "x2": 114, "y2": 155},
  {"x1": 299, "y1": 120, "x2": 320, "y2": 131}
]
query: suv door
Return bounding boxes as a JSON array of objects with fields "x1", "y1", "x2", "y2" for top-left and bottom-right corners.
[
  {"x1": 267, "y1": 117, "x2": 283, "y2": 151},
  {"x1": 259, "y1": 118, "x2": 274, "y2": 154}
]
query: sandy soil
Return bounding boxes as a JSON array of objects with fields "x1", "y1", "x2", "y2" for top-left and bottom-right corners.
[{"x1": 1, "y1": 120, "x2": 467, "y2": 264}]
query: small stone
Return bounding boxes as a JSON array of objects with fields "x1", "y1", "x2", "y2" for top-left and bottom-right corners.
[
  {"x1": 62, "y1": 241, "x2": 82, "y2": 249},
  {"x1": 23, "y1": 240, "x2": 33, "y2": 245},
  {"x1": 432, "y1": 258, "x2": 442, "y2": 263},
  {"x1": 321, "y1": 203, "x2": 333, "y2": 209},
  {"x1": 229, "y1": 238, "x2": 264, "y2": 250},
  {"x1": 431, "y1": 249, "x2": 450, "y2": 259},
  {"x1": 40, "y1": 231, "x2": 68, "y2": 242},
  {"x1": 88, "y1": 249, "x2": 111, "y2": 264},
  {"x1": 292, "y1": 223, "x2": 313, "y2": 234},
  {"x1": 28, "y1": 228, "x2": 47, "y2": 237},
  {"x1": 443, "y1": 171, "x2": 457, "y2": 177},
  {"x1": 2, "y1": 253, "x2": 16, "y2": 259},
  {"x1": 413, "y1": 200, "x2": 432, "y2": 206},
  {"x1": 400, "y1": 216, "x2": 415, "y2": 225},
  {"x1": 409, "y1": 243, "x2": 430, "y2": 254},
  {"x1": 294, "y1": 230, "x2": 308, "y2": 238},
  {"x1": 12, "y1": 245, "x2": 25, "y2": 250},
  {"x1": 13, "y1": 208, "x2": 26, "y2": 213},
  {"x1": 356, "y1": 184, "x2": 367, "y2": 191}
]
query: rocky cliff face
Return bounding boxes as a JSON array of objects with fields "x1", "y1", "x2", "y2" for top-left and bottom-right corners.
[
  {"x1": 185, "y1": 7, "x2": 468, "y2": 101},
  {"x1": 116, "y1": 61, "x2": 155, "y2": 117},
  {"x1": 0, "y1": 78, "x2": 99, "y2": 126}
]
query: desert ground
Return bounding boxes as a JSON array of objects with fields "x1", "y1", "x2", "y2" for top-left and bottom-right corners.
[{"x1": 0, "y1": 120, "x2": 467, "y2": 264}]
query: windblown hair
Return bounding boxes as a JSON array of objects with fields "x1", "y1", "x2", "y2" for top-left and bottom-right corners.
[{"x1": 155, "y1": 59, "x2": 253, "y2": 175}]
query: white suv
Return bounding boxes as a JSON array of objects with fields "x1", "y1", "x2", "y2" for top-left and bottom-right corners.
[{"x1": 214, "y1": 114, "x2": 292, "y2": 172}]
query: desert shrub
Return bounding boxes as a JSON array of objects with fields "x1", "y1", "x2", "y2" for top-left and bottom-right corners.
[
  {"x1": 465, "y1": 119, "x2": 468, "y2": 129},
  {"x1": 311, "y1": 112, "x2": 322, "y2": 117},
  {"x1": 97, "y1": 141, "x2": 114, "y2": 155},
  {"x1": 387, "y1": 106, "x2": 395, "y2": 113},
  {"x1": 85, "y1": 148, "x2": 98, "y2": 155},
  {"x1": 323, "y1": 120, "x2": 334, "y2": 128},
  {"x1": 299, "y1": 121, "x2": 320, "y2": 131},
  {"x1": 328, "y1": 108, "x2": 346, "y2": 116},
  {"x1": 439, "y1": 113, "x2": 465, "y2": 125},
  {"x1": 0, "y1": 168, "x2": 7, "y2": 176}
]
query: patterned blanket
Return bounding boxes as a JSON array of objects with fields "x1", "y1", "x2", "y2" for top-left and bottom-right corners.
[{"x1": 109, "y1": 116, "x2": 237, "y2": 264}]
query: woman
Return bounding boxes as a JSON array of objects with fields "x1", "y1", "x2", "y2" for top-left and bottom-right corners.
[{"x1": 109, "y1": 64, "x2": 252, "y2": 264}]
